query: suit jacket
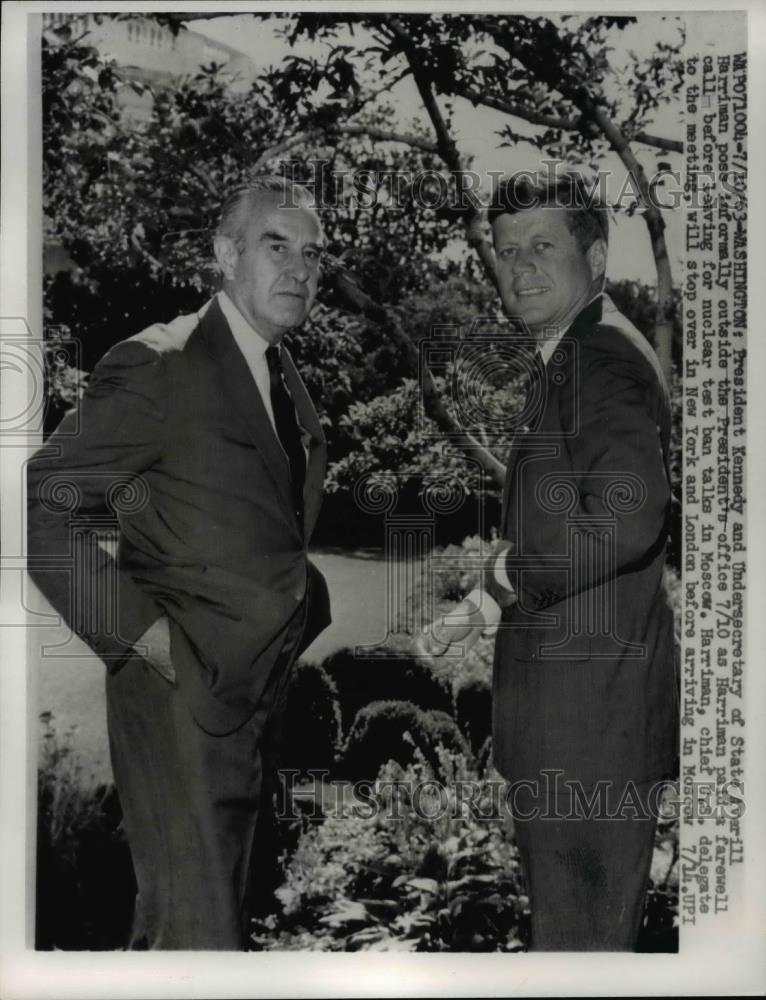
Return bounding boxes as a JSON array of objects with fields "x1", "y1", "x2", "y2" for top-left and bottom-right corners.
[
  {"x1": 492, "y1": 296, "x2": 677, "y2": 787},
  {"x1": 27, "y1": 296, "x2": 331, "y2": 735}
]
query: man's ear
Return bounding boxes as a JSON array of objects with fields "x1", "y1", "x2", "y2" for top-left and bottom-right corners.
[
  {"x1": 213, "y1": 235, "x2": 239, "y2": 281},
  {"x1": 586, "y1": 238, "x2": 607, "y2": 281}
]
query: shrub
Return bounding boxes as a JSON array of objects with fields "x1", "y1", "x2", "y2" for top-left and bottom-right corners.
[
  {"x1": 36, "y1": 713, "x2": 135, "y2": 950},
  {"x1": 402, "y1": 533, "x2": 501, "y2": 639},
  {"x1": 417, "y1": 709, "x2": 470, "y2": 771},
  {"x1": 430, "y1": 630, "x2": 495, "y2": 699},
  {"x1": 281, "y1": 660, "x2": 342, "y2": 780},
  {"x1": 455, "y1": 677, "x2": 492, "y2": 754},
  {"x1": 321, "y1": 648, "x2": 452, "y2": 735},
  {"x1": 325, "y1": 379, "x2": 500, "y2": 497},
  {"x1": 251, "y1": 747, "x2": 530, "y2": 952},
  {"x1": 428, "y1": 534, "x2": 488, "y2": 602},
  {"x1": 252, "y1": 746, "x2": 678, "y2": 953},
  {"x1": 339, "y1": 700, "x2": 469, "y2": 784},
  {"x1": 339, "y1": 700, "x2": 425, "y2": 783}
]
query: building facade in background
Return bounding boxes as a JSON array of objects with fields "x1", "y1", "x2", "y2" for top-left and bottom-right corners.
[
  {"x1": 43, "y1": 12, "x2": 256, "y2": 120},
  {"x1": 42, "y1": 13, "x2": 256, "y2": 274}
]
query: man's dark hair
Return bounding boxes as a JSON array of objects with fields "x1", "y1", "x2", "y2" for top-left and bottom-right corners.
[{"x1": 489, "y1": 171, "x2": 609, "y2": 253}]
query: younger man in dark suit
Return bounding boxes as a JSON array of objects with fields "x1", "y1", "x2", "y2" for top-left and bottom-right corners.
[
  {"x1": 422, "y1": 172, "x2": 676, "y2": 950},
  {"x1": 28, "y1": 177, "x2": 331, "y2": 949}
]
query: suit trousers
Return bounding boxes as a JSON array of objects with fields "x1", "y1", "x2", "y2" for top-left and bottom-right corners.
[
  {"x1": 508, "y1": 779, "x2": 658, "y2": 951},
  {"x1": 105, "y1": 606, "x2": 305, "y2": 950}
]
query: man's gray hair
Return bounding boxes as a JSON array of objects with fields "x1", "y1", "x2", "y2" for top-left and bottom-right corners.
[{"x1": 216, "y1": 176, "x2": 317, "y2": 250}]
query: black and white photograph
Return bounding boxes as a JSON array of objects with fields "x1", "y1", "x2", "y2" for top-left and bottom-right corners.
[{"x1": 0, "y1": 3, "x2": 764, "y2": 997}]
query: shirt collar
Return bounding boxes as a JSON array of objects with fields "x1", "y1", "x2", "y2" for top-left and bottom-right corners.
[{"x1": 217, "y1": 290, "x2": 273, "y2": 361}]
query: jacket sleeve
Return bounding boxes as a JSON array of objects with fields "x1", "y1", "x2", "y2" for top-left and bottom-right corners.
[
  {"x1": 27, "y1": 341, "x2": 167, "y2": 670},
  {"x1": 503, "y1": 342, "x2": 671, "y2": 611}
]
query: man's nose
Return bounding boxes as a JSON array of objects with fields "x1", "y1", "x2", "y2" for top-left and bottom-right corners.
[
  {"x1": 286, "y1": 250, "x2": 310, "y2": 282},
  {"x1": 511, "y1": 251, "x2": 536, "y2": 275}
]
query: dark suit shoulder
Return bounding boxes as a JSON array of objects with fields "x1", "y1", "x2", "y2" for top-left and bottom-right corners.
[
  {"x1": 92, "y1": 311, "x2": 203, "y2": 390},
  {"x1": 576, "y1": 301, "x2": 666, "y2": 393},
  {"x1": 121, "y1": 310, "x2": 201, "y2": 358}
]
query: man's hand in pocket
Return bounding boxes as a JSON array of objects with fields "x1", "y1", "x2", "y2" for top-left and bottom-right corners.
[{"x1": 134, "y1": 615, "x2": 176, "y2": 684}]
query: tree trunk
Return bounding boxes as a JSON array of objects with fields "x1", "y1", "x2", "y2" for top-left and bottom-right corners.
[{"x1": 578, "y1": 98, "x2": 675, "y2": 384}]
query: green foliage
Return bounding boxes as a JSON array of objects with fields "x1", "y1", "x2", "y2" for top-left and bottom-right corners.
[
  {"x1": 42, "y1": 28, "x2": 468, "y2": 318},
  {"x1": 641, "y1": 807, "x2": 680, "y2": 951},
  {"x1": 419, "y1": 709, "x2": 471, "y2": 765},
  {"x1": 325, "y1": 377, "x2": 517, "y2": 495},
  {"x1": 264, "y1": 12, "x2": 682, "y2": 183},
  {"x1": 43, "y1": 29, "x2": 124, "y2": 239},
  {"x1": 401, "y1": 532, "x2": 499, "y2": 693},
  {"x1": 323, "y1": 270, "x2": 528, "y2": 492},
  {"x1": 281, "y1": 302, "x2": 367, "y2": 434},
  {"x1": 339, "y1": 700, "x2": 468, "y2": 783},
  {"x1": 428, "y1": 533, "x2": 488, "y2": 602},
  {"x1": 606, "y1": 278, "x2": 683, "y2": 366},
  {"x1": 251, "y1": 748, "x2": 530, "y2": 951},
  {"x1": 326, "y1": 379, "x2": 481, "y2": 494},
  {"x1": 340, "y1": 700, "x2": 428, "y2": 781},
  {"x1": 320, "y1": 648, "x2": 453, "y2": 734},
  {"x1": 455, "y1": 677, "x2": 492, "y2": 754},
  {"x1": 283, "y1": 139, "x2": 466, "y2": 308},
  {"x1": 41, "y1": 335, "x2": 89, "y2": 434},
  {"x1": 436, "y1": 629, "x2": 497, "y2": 702},
  {"x1": 324, "y1": 272, "x2": 505, "y2": 417},
  {"x1": 254, "y1": 744, "x2": 678, "y2": 953},
  {"x1": 398, "y1": 276, "x2": 503, "y2": 340},
  {"x1": 36, "y1": 713, "x2": 134, "y2": 950},
  {"x1": 281, "y1": 660, "x2": 343, "y2": 780},
  {"x1": 42, "y1": 19, "x2": 682, "y2": 495},
  {"x1": 41, "y1": 28, "x2": 493, "y2": 471}
]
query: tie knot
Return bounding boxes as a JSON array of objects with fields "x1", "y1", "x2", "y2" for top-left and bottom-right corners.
[{"x1": 265, "y1": 345, "x2": 281, "y2": 377}]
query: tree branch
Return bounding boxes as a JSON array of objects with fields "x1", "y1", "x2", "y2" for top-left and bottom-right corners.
[
  {"x1": 327, "y1": 258, "x2": 506, "y2": 484},
  {"x1": 338, "y1": 125, "x2": 437, "y2": 154},
  {"x1": 130, "y1": 230, "x2": 164, "y2": 271},
  {"x1": 384, "y1": 19, "x2": 499, "y2": 290},
  {"x1": 187, "y1": 162, "x2": 219, "y2": 199},
  {"x1": 251, "y1": 125, "x2": 437, "y2": 174},
  {"x1": 456, "y1": 85, "x2": 683, "y2": 154},
  {"x1": 251, "y1": 130, "x2": 324, "y2": 172},
  {"x1": 470, "y1": 12, "x2": 678, "y2": 379},
  {"x1": 575, "y1": 92, "x2": 675, "y2": 379}
]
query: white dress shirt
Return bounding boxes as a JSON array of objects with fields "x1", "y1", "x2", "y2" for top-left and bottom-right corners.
[{"x1": 217, "y1": 290, "x2": 278, "y2": 434}]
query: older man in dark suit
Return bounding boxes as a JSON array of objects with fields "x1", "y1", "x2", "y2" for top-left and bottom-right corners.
[
  {"x1": 27, "y1": 177, "x2": 331, "y2": 949},
  {"x1": 422, "y1": 172, "x2": 676, "y2": 950}
]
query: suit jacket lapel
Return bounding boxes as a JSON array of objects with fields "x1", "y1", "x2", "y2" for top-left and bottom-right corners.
[
  {"x1": 197, "y1": 298, "x2": 296, "y2": 524},
  {"x1": 280, "y1": 346, "x2": 327, "y2": 540},
  {"x1": 501, "y1": 348, "x2": 545, "y2": 530},
  {"x1": 500, "y1": 298, "x2": 603, "y2": 532}
]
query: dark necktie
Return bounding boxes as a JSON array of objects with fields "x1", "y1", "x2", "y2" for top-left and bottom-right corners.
[{"x1": 265, "y1": 345, "x2": 306, "y2": 524}]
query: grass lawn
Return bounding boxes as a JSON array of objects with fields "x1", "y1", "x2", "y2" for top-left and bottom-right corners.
[{"x1": 33, "y1": 549, "x2": 395, "y2": 785}]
